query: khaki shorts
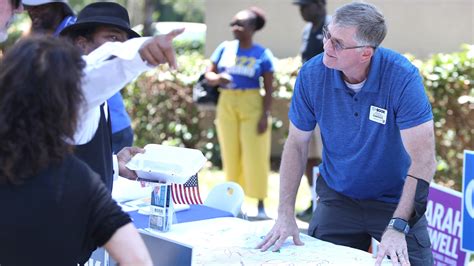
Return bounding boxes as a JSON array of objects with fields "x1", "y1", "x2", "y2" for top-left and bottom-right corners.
[{"x1": 308, "y1": 125, "x2": 323, "y2": 159}]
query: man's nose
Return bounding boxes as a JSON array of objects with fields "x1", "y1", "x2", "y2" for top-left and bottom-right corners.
[{"x1": 323, "y1": 38, "x2": 333, "y2": 51}]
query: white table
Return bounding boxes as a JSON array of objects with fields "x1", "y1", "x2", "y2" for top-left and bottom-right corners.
[{"x1": 145, "y1": 217, "x2": 391, "y2": 265}]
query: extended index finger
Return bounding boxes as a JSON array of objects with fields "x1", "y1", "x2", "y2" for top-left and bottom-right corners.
[
  {"x1": 163, "y1": 28, "x2": 185, "y2": 69},
  {"x1": 162, "y1": 46, "x2": 178, "y2": 70},
  {"x1": 166, "y1": 28, "x2": 185, "y2": 40}
]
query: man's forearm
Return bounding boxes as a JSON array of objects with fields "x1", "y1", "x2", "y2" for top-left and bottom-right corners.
[
  {"x1": 394, "y1": 120, "x2": 437, "y2": 221},
  {"x1": 392, "y1": 177, "x2": 417, "y2": 220},
  {"x1": 278, "y1": 137, "x2": 308, "y2": 216}
]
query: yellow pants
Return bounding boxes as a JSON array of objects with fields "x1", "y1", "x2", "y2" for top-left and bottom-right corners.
[{"x1": 216, "y1": 89, "x2": 271, "y2": 199}]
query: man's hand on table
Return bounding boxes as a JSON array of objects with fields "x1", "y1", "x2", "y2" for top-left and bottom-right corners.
[
  {"x1": 255, "y1": 214, "x2": 304, "y2": 252},
  {"x1": 375, "y1": 228, "x2": 410, "y2": 266},
  {"x1": 117, "y1": 146, "x2": 145, "y2": 180},
  {"x1": 139, "y1": 28, "x2": 185, "y2": 69}
]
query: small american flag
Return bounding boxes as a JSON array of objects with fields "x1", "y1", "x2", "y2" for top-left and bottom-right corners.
[{"x1": 171, "y1": 174, "x2": 203, "y2": 205}]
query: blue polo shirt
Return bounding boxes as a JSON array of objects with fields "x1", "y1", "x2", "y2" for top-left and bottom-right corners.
[{"x1": 289, "y1": 47, "x2": 433, "y2": 203}]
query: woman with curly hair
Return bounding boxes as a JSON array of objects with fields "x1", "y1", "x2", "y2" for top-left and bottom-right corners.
[
  {"x1": 0, "y1": 36, "x2": 151, "y2": 265},
  {"x1": 205, "y1": 7, "x2": 275, "y2": 218}
]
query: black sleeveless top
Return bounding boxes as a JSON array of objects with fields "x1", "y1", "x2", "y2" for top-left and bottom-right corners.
[{"x1": 75, "y1": 104, "x2": 114, "y2": 191}]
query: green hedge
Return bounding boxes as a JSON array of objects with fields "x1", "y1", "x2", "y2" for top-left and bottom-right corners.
[
  {"x1": 121, "y1": 52, "x2": 223, "y2": 165},
  {"x1": 416, "y1": 44, "x2": 474, "y2": 188},
  {"x1": 124, "y1": 46, "x2": 473, "y2": 190}
]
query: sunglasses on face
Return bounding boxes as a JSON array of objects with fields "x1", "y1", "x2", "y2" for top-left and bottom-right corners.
[
  {"x1": 322, "y1": 25, "x2": 375, "y2": 52},
  {"x1": 229, "y1": 20, "x2": 247, "y2": 28}
]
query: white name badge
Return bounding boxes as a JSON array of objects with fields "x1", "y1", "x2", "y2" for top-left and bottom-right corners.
[{"x1": 369, "y1": 105, "x2": 387, "y2": 125}]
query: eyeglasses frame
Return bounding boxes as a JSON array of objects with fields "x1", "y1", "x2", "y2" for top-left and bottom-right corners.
[{"x1": 322, "y1": 25, "x2": 376, "y2": 52}]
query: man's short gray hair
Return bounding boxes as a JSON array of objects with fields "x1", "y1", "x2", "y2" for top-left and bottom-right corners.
[{"x1": 332, "y1": 2, "x2": 387, "y2": 47}]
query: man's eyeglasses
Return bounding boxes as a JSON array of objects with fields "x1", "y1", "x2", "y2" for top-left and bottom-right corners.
[{"x1": 322, "y1": 25, "x2": 375, "y2": 52}]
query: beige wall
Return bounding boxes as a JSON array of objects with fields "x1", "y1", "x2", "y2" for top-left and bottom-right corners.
[{"x1": 205, "y1": 0, "x2": 474, "y2": 59}]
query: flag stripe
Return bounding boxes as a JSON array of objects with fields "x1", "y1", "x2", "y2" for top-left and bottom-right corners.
[
  {"x1": 170, "y1": 175, "x2": 203, "y2": 205},
  {"x1": 183, "y1": 185, "x2": 191, "y2": 204},
  {"x1": 176, "y1": 184, "x2": 183, "y2": 204},
  {"x1": 175, "y1": 184, "x2": 184, "y2": 204},
  {"x1": 189, "y1": 187, "x2": 196, "y2": 204},
  {"x1": 196, "y1": 187, "x2": 203, "y2": 204},
  {"x1": 172, "y1": 187, "x2": 176, "y2": 203},
  {"x1": 171, "y1": 185, "x2": 179, "y2": 204},
  {"x1": 193, "y1": 186, "x2": 203, "y2": 204}
]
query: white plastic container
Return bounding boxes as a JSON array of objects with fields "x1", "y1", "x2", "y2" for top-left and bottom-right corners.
[{"x1": 126, "y1": 144, "x2": 207, "y2": 184}]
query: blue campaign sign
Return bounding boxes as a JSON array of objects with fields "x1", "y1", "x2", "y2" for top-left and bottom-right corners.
[{"x1": 462, "y1": 150, "x2": 474, "y2": 252}]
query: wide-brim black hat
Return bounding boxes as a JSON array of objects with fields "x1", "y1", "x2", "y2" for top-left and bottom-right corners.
[{"x1": 60, "y1": 2, "x2": 140, "y2": 39}]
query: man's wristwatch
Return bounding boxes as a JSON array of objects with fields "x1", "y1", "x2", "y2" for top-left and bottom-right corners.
[{"x1": 387, "y1": 218, "x2": 410, "y2": 235}]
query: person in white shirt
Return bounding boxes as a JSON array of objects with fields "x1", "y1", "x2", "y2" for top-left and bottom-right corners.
[
  {"x1": 74, "y1": 31, "x2": 183, "y2": 185},
  {"x1": 60, "y1": 2, "x2": 144, "y2": 191}
]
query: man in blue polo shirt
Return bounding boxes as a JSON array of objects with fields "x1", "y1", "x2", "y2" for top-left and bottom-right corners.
[{"x1": 258, "y1": 2, "x2": 436, "y2": 265}]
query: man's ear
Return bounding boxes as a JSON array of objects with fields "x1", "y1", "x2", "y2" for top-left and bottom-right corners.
[
  {"x1": 360, "y1": 47, "x2": 374, "y2": 63},
  {"x1": 74, "y1": 36, "x2": 89, "y2": 54}
]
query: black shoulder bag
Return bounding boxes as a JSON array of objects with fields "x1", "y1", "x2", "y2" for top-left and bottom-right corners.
[{"x1": 192, "y1": 73, "x2": 220, "y2": 106}]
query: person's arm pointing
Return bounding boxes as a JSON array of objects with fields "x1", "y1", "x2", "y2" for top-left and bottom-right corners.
[{"x1": 139, "y1": 28, "x2": 185, "y2": 69}]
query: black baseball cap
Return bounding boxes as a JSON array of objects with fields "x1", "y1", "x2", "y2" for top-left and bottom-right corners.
[{"x1": 292, "y1": 0, "x2": 326, "y2": 5}]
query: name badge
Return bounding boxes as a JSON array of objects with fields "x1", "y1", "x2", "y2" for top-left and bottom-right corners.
[{"x1": 369, "y1": 105, "x2": 387, "y2": 125}]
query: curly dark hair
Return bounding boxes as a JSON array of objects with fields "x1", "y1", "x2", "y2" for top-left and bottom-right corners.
[{"x1": 0, "y1": 36, "x2": 85, "y2": 185}]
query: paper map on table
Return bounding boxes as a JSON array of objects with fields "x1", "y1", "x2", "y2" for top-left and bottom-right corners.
[{"x1": 146, "y1": 217, "x2": 391, "y2": 265}]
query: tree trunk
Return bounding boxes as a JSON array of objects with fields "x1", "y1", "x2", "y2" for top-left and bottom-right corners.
[
  {"x1": 126, "y1": 0, "x2": 145, "y2": 29},
  {"x1": 143, "y1": 0, "x2": 157, "y2": 36}
]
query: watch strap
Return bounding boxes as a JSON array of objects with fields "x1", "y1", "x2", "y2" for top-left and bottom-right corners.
[{"x1": 388, "y1": 218, "x2": 410, "y2": 235}]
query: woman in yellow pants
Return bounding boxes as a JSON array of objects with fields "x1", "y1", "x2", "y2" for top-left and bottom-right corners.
[{"x1": 205, "y1": 7, "x2": 274, "y2": 218}]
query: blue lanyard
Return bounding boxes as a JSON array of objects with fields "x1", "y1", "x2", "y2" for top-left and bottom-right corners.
[{"x1": 53, "y1": 16, "x2": 77, "y2": 37}]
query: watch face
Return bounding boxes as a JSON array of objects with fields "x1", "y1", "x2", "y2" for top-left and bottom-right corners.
[
  {"x1": 394, "y1": 219, "x2": 405, "y2": 230},
  {"x1": 391, "y1": 218, "x2": 409, "y2": 234}
]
